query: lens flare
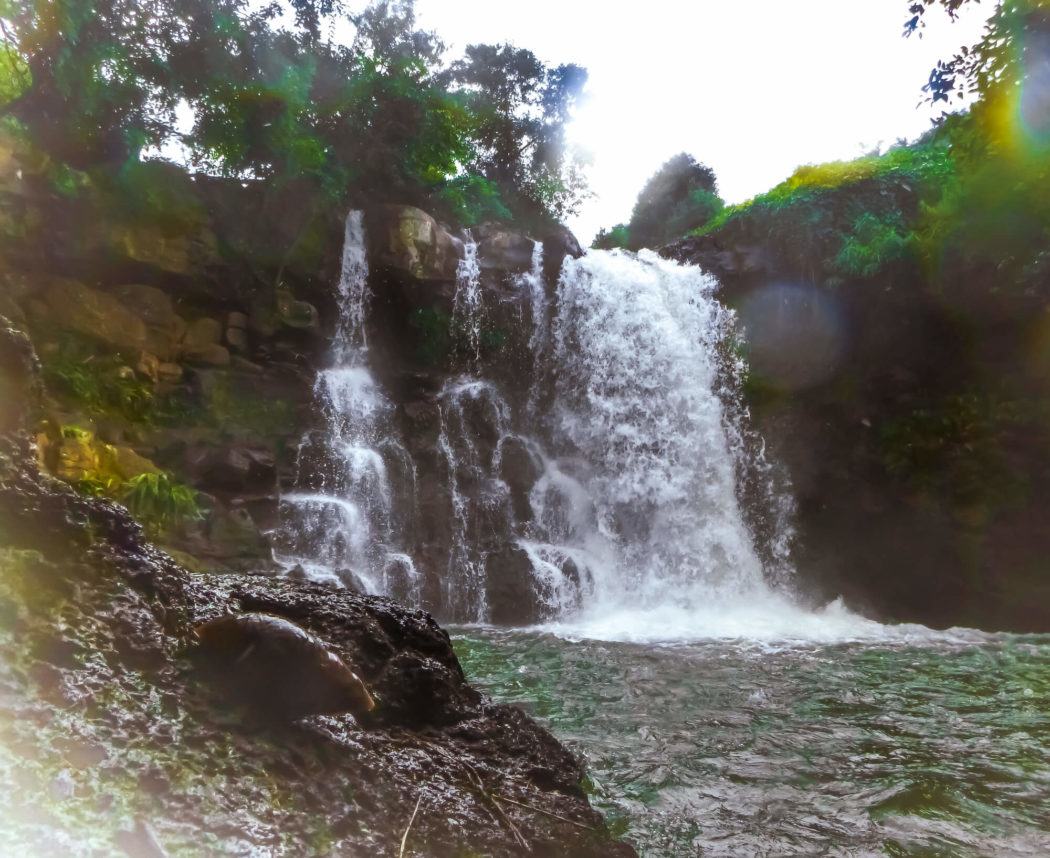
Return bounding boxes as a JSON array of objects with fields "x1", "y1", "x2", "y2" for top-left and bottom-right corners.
[
  {"x1": 738, "y1": 283, "x2": 846, "y2": 391},
  {"x1": 1019, "y1": 20, "x2": 1050, "y2": 145}
]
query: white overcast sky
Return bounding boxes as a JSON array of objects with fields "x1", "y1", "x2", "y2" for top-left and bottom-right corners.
[{"x1": 413, "y1": 0, "x2": 993, "y2": 241}]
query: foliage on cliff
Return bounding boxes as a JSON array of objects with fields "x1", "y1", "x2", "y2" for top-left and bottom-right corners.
[
  {"x1": 593, "y1": 153, "x2": 723, "y2": 251},
  {"x1": 690, "y1": 0, "x2": 1050, "y2": 286},
  {"x1": 0, "y1": 0, "x2": 588, "y2": 229}
]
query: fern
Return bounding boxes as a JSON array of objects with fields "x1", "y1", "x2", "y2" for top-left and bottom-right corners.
[{"x1": 120, "y1": 472, "x2": 202, "y2": 534}]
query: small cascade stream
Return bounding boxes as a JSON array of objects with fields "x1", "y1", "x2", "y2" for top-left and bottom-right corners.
[
  {"x1": 452, "y1": 234, "x2": 484, "y2": 366},
  {"x1": 436, "y1": 378, "x2": 513, "y2": 620},
  {"x1": 274, "y1": 211, "x2": 420, "y2": 600}
]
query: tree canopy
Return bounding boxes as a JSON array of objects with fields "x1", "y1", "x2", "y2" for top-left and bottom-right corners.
[
  {"x1": 0, "y1": 0, "x2": 589, "y2": 227},
  {"x1": 449, "y1": 43, "x2": 588, "y2": 221},
  {"x1": 594, "y1": 153, "x2": 723, "y2": 251},
  {"x1": 906, "y1": 0, "x2": 1049, "y2": 110}
]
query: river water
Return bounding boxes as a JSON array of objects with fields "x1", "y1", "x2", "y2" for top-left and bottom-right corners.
[{"x1": 453, "y1": 623, "x2": 1050, "y2": 857}]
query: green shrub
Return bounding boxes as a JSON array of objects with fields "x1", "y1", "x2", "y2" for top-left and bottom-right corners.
[
  {"x1": 628, "y1": 153, "x2": 720, "y2": 248},
  {"x1": 879, "y1": 393, "x2": 1026, "y2": 505},
  {"x1": 435, "y1": 175, "x2": 512, "y2": 227},
  {"x1": 834, "y1": 212, "x2": 914, "y2": 278},
  {"x1": 40, "y1": 335, "x2": 154, "y2": 423},
  {"x1": 695, "y1": 139, "x2": 955, "y2": 240},
  {"x1": 71, "y1": 474, "x2": 122, "y2": 497},
  {"x1": 120, "y1": 472, "x2": 202, "y2": 535},
  {"x1": 594, "y1": 153, "x2": 723, "y2": 250},
  {"x1": 665, "y1": 188, "x2": 724, "y2": 239},
  {"x1": 409, "y1": 308, "x2": 453, "y2": 366},
  {"x1": 592, "y1": 224, "x2": 630, "y2": 250}
]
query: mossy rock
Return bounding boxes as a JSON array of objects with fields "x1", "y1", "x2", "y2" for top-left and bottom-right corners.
[
  {"x1": 370, "y1": 205, "x2": 463, "y2": 281},
  {"x1": 39, "y1": 426, "x2": 160, "y2": 488},
  {"x1": 41, "y1": 280, "x2": 149, "y2": 356}
]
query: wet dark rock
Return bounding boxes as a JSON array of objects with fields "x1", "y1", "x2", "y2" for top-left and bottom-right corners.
[
  {"x1": 476, "y1": 226, "x2": 536, "y2": 273},
  {"x1": 188, "y1": 503, "x2": 270, "y2": 567},
  {"x1": 114, "y1": 819, "x2": 168, "y2": 858},
  {"x1": 485, "y1": 545, "x2": 543, "y2": 626},
  {"x1": 191, "y1": 612, "x2": 376, "y2": 722},
  {"x1": 274, "y1": 288, "x2": 320, "y2": 333},
  {"x1": 335, "y1": 567, "x2": 372, "y2": 593},
  {"x1": 286, "y1": 563, "x2": 309, "y2": 582},
  {"x1": 184, "y1": 443, "x2": 276, "y2": 493},
  {"x1": 541, "y1": 223, "x2": 584, "y2": 279},
  {"x1": 136, "y1": 767, "x2": 171, "y2": 796},
  {"x1": 498, "y1": 435, "x2": 543, "y2": 524},
  {"x1": 0, "y1": 316, "x2": 39, "y2": 435}
]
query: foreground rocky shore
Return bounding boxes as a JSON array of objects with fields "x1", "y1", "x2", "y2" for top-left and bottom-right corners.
[{"x1": 0, "y1": 318, "x2": 633, "y2": 856}]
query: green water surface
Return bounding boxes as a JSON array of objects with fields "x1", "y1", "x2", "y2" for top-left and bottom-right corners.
[{"x1": 453, "y1": 629, "x2": 1050, "y2": 857}]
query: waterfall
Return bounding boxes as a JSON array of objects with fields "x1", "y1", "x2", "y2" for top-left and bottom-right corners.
[
  {"x1": 275, "y1": 217, "x2": 799, "y2": 635},
  {"x1": 436, "y1": 377, "x2": 515, "y2": 621},
  {"x1": 452, "y1": 235, "x2": 483, "y2": 365},
  {"x1": 274, "y1": 211, "x2": 419, "y2": 601},
  {"x1": 520, "y1": 240, "x2": 547, "y2": 355},
  {"x1": 520, "y1": 248, "x2": 799, "y2": 636}
]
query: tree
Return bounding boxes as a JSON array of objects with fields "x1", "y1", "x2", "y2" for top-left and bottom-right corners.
[
  {"x1": 0, "y1": 0, "x2": 275, "y2": 167},
  {"x1": 450, "y1": 43, "x2": 588, "y2": 221},
  {"x1": 904, "y1": 0, "x2": 1049, "y2": 109},
  {"x1": 623, "y1": 153, "x2": 723, "y2": 249},
  {"x1": 0, "y1": 0, "x2": 587, "y2": 225}
]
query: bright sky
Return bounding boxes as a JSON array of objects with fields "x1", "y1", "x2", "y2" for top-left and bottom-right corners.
[{"x1": 414, "y1": 0, "x2": 993, "y2": 242}]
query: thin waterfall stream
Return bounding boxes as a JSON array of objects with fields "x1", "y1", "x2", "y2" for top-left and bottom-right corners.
[{"x1": 274, "y1": 210, "x2": 420, "y2": 600}]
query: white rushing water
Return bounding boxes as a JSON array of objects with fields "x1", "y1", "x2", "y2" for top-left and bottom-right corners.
[
  {"x1": 276, "y1": 211, "x2": 419, "y2": 600},
  {"x1": 437, "y1": 377, "x2": 513, "y2": 620},
  {"x1": 279, "y1": 221, "x2": 939, "y2": 643},
  {"x1": 452, "y1": 235, "x2": 484, "y2": 366},
  {"x1": 520, "y1": 248, "x2": 896, "y2": 643}
]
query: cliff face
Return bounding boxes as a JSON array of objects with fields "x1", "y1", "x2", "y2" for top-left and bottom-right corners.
[
  {"x1": 0, "y1": 133, "x2": 340, "y2": 579},
  {"x1": 0, "y1": 130, "x2": 586, "y2": 626},
  {"x1": 0, "y1": 314, "x2": 633, "y2": 854},
  {"x1": 667, "y1": 183, "x2": 1050, "y2": 633}
]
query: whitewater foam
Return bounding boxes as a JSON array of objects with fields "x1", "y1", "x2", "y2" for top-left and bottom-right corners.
[{"x1": 533, "y1": 597, "x2": 1000, "y2": 648}]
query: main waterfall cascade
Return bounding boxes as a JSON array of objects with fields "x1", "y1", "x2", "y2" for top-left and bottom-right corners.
[
  {"x1": 537, "y1": 252, "x2": 778, "y2": 601},
  {"x1": 278, "y1": 213, "x2": 838, "y2": 638},
  {"x1": 525, "y1": 250, "x2": 815, "y2": 639}
]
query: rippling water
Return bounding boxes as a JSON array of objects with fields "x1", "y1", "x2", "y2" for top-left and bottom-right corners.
[{"x1": 452, "y1": 628, "x2": 1050, "y2": 857}]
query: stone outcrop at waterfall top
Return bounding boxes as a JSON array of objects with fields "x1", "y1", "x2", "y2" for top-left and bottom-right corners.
[
  {"x1": 368, "y1": 204, "x2": 464, "y2": 281},
  {"x1": 476, "y1": 224, "x2": 537, "y2": 274}
]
